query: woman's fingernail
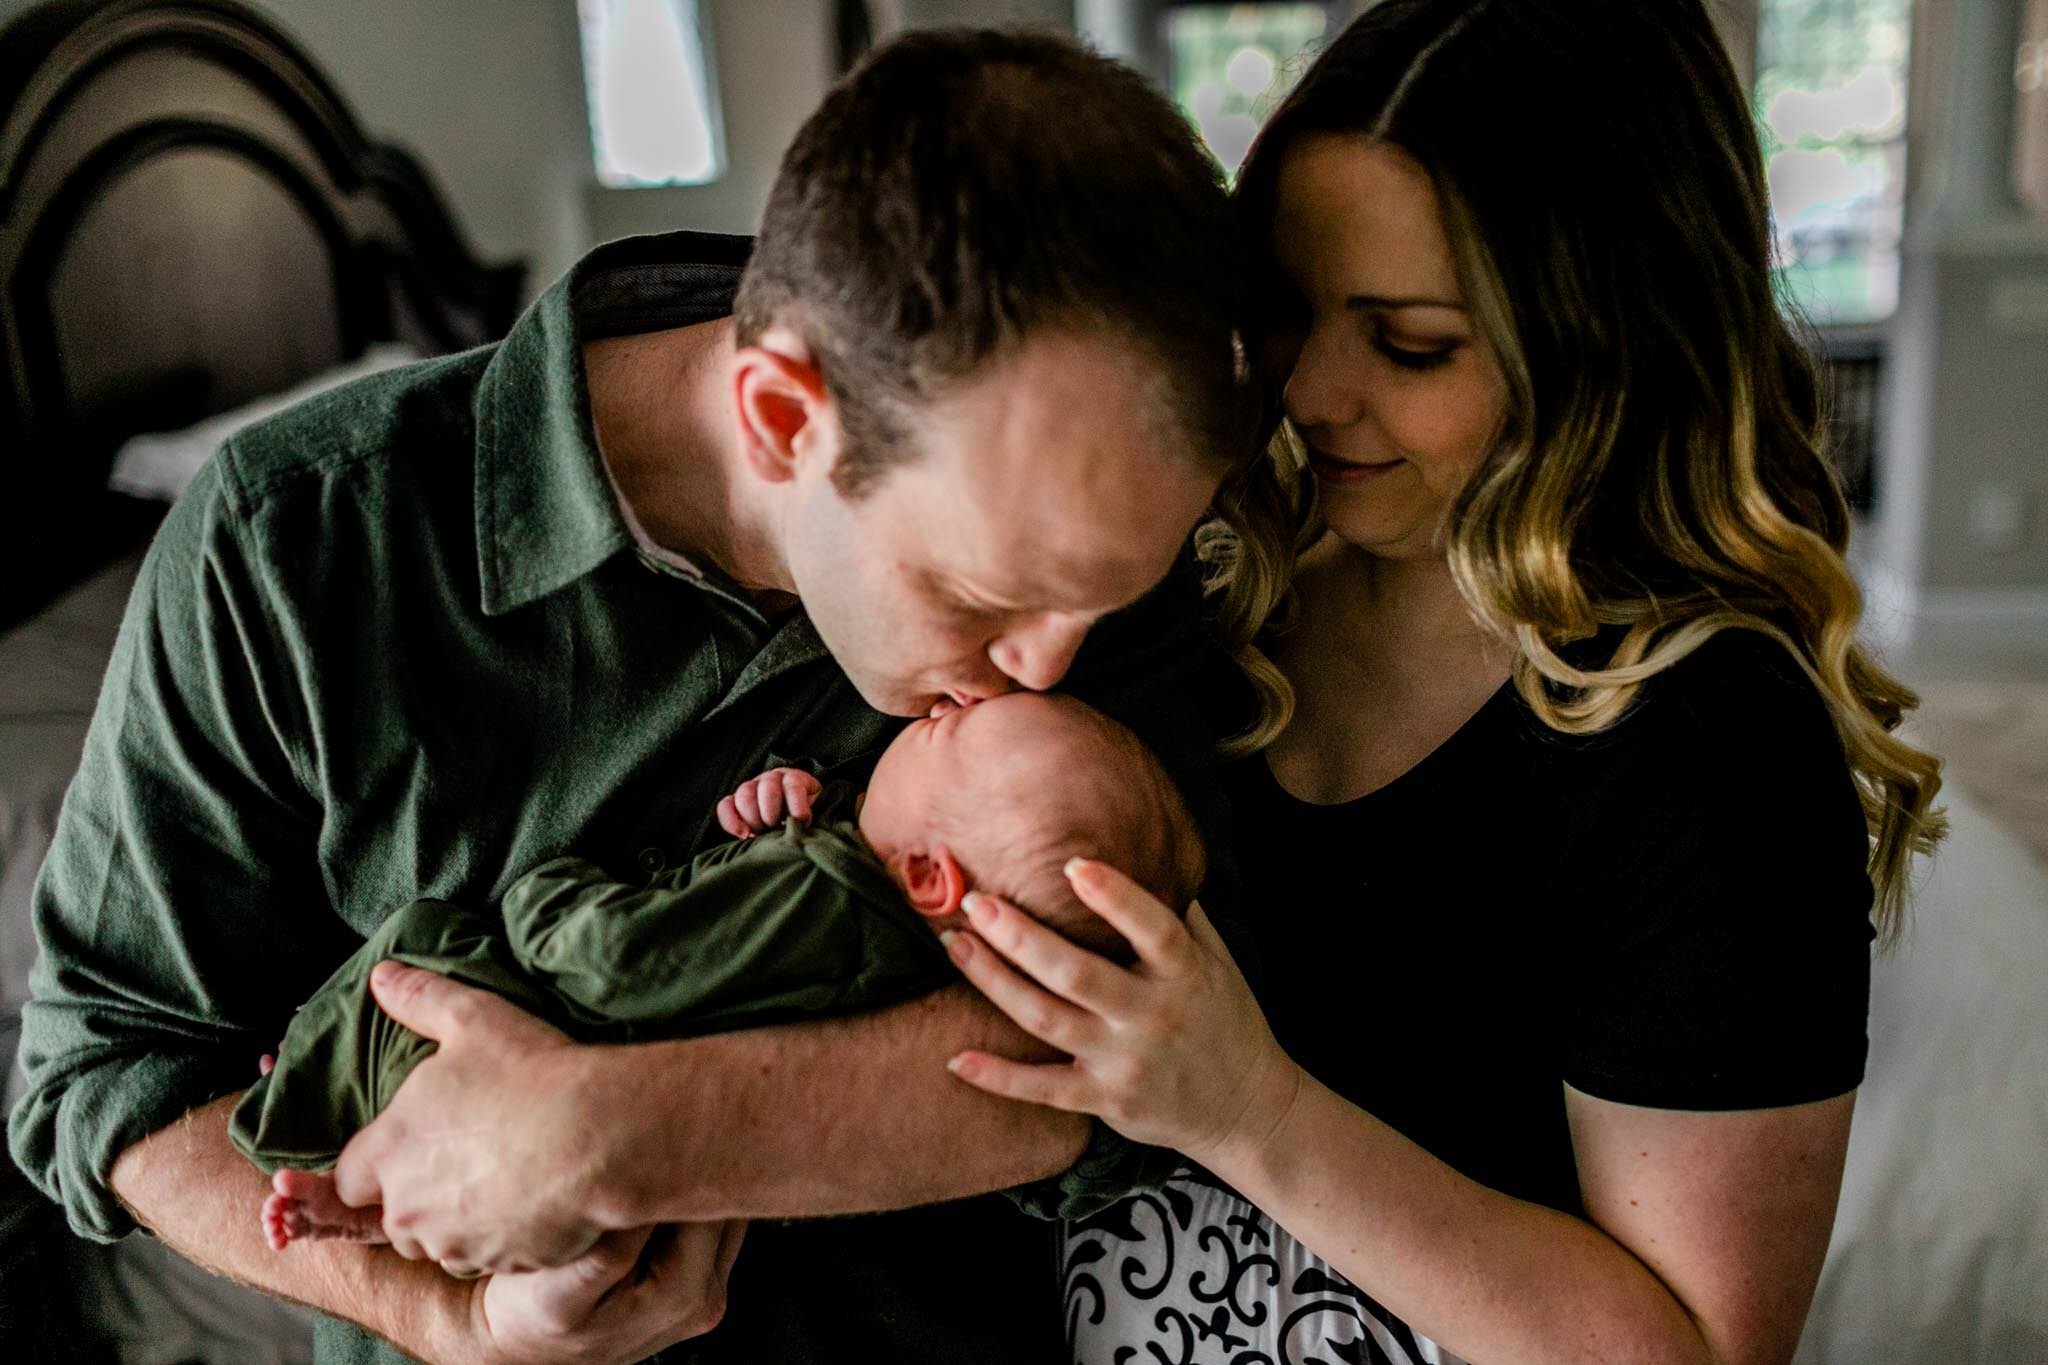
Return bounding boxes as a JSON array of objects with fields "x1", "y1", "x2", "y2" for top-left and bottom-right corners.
[
  {"x1": 941, "y1": 930, "x2": 972, "y2": 963},
  {"x1": 945, "y1": 1054, "x2": 966, "y2": 1075},
  {"x1": 1064, "y1": 857, "x2": 1090, "y2": 881},
  {"x1": 962, "y1": 892, "x2": 990, "y2": 921}
]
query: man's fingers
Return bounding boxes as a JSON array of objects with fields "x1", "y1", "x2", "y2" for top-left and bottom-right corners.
[
  {"x1": 366, "y1": 960, "x2": 511, "y2": 1041},
  {"x1": 501, "y1": 1223, "x2": 655, "y2": 1331},
  {"x1": 628, "y1": 1221, "x2": 741, "y2": 1335},
  {"x1": 574, "y1": 1224, "x2": 653, "y2": 1286},
  {"x1": 331, "y1": 1130, "x2": 383, "y2": 1209},
  {"x1": 1064, "y1": 859, "x2": 1191, "y2": 971}
]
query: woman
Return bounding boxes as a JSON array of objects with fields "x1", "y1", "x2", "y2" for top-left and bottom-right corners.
[{"x1": 939, "y1": 1, "x2": 1945, "y2": 1361}]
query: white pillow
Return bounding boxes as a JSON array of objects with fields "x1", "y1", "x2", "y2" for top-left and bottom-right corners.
[{"x1": 107, "y1": 343, "x2": 421, "y2": 502}]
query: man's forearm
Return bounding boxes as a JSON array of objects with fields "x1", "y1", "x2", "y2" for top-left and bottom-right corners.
[
  {"x1": 601, "y1": 984, "x2": 1091, "y2": 1224},
  {"x1": 110, "y1": 1095, "x2": 469, "y2": 1361}
]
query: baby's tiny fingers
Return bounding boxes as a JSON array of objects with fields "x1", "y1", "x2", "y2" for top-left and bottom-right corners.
[
  {"x1": 734, "y1": 784, "x2": 762, "y2": 830},
  {"x1": 784, "y1": 771, "x2": 815, "y2": 822},
  {"x1": 716, "y1": 796, "x2": 749, "y2": 840},
  {"x1": 757, "y1": 776, "x2": 785, "y2": 827}
]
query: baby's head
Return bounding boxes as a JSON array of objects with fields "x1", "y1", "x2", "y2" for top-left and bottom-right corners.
[{"x1": 858, "y1": 693, "x2": 1205, "y2": 960}]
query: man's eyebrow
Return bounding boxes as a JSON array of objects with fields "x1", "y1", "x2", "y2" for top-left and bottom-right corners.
[{"x1": 1346, "y1": 293, "x2": 1468, "y2": 311}]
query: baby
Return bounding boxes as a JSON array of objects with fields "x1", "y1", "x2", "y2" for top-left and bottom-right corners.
[{"x1": 236, "y1": 691, "x2": 1204, "y2": 1248}]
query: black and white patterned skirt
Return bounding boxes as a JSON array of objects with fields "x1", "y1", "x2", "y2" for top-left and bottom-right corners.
[{"x1": 1062, "y1": 1166, "x2": 1466, "y2": 1365}]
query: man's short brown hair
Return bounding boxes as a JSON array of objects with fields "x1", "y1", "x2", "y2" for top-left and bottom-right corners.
[{"x1": 734, "y1": 27, "x2": 1251, "y2": 496}]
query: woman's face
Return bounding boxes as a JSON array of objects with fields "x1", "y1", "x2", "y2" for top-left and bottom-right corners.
[{"x1": 1267, "y1": 135, "x2": 1508, "y2": 561}]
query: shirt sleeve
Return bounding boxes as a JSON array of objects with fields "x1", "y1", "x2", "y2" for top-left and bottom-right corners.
[
  {"x1": 6, "y1": 452, "x2": 352, "y2": 1241},
  {"x1": 1558, "y1": 633, "x2": 1877, "y2": 1111}
]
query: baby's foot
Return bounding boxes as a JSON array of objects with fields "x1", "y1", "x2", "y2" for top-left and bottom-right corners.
[{"x1": 262, "y1": 1168, "x2": 388, "y2": 1250}]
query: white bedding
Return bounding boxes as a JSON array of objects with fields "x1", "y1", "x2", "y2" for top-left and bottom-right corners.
[
  {"x1": 0, "y1": 549, "x2": 143, "y2": 1055},
  {"x1": 1796, "y1": 785, "x2": 2048, "y2": 1363},
  {"x1": 105, "y1": 343, "x2": 419, "y2": 503}
]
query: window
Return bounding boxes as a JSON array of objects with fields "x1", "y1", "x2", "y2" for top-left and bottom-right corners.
[
  {"x1": 1755, "y1": 0, "x2": 1914, "y2": 324},
  {"x1": 1167, "y1": 4, "x2": 1330, "y2": 176},
  {"x1": 579, "y1": 0, "x2": 726, "y2": 188}
]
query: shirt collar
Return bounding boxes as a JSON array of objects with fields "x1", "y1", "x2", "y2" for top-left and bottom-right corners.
[{"x1": 472, "y1": 230, "x2": 754, "y2": 616}]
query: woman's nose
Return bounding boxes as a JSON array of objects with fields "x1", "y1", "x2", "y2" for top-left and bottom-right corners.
[{"x1": 1282, "y1": 323, "x2": 1364, "y2": 432}]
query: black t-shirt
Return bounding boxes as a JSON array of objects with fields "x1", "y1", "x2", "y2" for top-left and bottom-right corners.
[{"x1": 1224, "y1": 629, "x2": 1875, "y2": 1217}]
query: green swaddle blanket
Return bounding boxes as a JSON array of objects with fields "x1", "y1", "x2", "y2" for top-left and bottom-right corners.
[{"x1": 230, "y1": 803, "x2": 944, "y2": 1173}]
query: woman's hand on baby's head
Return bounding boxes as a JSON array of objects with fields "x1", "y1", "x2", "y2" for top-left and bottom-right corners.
[{"x1": 716, "y1": 767, "x2": 823, "y2": 839}]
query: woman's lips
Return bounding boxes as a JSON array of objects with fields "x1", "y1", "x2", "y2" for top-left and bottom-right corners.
[{"x1": 1307, "y1": 449, "x2": 1404, "y2": 484}]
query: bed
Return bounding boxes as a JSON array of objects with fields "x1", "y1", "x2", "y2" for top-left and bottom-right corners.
[
  {"x1": 3, "y1": 2, "x2": 2044, "y2": 1362},
  {"x1": 0, "y1": 0, "x2": 522, "y2": 1357}
]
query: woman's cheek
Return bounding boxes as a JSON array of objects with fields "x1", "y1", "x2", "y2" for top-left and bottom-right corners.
[{"x1": 1406, "y1": 374, "x2": 1501, "y2": 494}]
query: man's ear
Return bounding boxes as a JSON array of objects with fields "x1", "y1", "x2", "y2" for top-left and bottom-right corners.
[
  {"x1": 731, "y1": 328, "x2": 831, "y2": 485},
  {"x1": 891, "y1": 846, "x2": 967, "y2": 918}
]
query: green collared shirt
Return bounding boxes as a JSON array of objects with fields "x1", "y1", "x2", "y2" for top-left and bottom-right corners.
[{"x1": 9, "y1": 231, "x2": 1238, "y2": 1363}]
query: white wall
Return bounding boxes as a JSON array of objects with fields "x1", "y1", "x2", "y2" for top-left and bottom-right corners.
[
  {"x1": 586, "y1": 0, "x2": 1079, "y2": 247},
  {"x1": 1873, "y1": 0, "x2": 2048, "y2": 659}
]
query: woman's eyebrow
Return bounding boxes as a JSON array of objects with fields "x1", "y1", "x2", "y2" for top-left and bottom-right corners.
[{"x1": 1346, "y1": 293, "x2": 1467, "y2": 311}]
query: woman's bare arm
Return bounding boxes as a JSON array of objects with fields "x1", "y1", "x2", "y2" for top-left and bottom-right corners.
[{"x1": 1207, "y1": 1075, "x2": 1851, "y2": 1365}]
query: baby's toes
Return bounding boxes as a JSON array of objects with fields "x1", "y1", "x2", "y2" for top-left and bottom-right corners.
[{"x1": 261, "y1": 1193, "x2": 298, "y2": 1250}]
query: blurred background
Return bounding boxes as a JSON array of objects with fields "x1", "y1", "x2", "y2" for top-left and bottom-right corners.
[{"x1": 0, "y1": 1, "x2": 2042, "y2": 1361}]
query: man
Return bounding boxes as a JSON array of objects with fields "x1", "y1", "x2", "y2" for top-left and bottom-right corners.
[{"x1": 10, "y1": 28, "x2": 1250, "y2": 1364}]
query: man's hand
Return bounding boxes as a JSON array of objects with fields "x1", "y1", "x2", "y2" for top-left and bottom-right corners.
[
  {"x1": 335, "y1": 961, "x2": 627, "y2": 1273},
  {"x1": 716, "y1": 766, "x2": 822, "y2": 839},
  {"x1": 460, "y1": 1221, "x2": 746, "y2": 1365}
]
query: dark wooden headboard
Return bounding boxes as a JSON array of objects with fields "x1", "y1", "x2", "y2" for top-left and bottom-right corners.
[{"x1": 0, "y1": 0, "x2": 527, "y2": 629}]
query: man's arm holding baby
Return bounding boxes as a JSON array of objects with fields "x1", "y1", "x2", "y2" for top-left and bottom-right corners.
[
  {"x1": 333, "y1": 960, "x2": 1089, "y2": 1271},
  {"x1": 329, "y1": 756, "x2": 1091, "y2": 1270},
  {"x1": 110, "y1": 1096, "x2": 739, "y2": 1364}
]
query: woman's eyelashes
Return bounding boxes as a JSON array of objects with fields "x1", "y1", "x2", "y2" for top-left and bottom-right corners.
[{"x1": 1370, "y1": 326, "x2": 1459, "y2": 371}]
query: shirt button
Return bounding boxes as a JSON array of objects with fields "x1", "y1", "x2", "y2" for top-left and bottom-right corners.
[{"x1": 637, "y1": 847, "x2": 666, "y2": 874}]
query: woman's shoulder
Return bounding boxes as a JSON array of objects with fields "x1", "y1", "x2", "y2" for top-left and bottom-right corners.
[
  {"x1": 1525, "y1": 626, "x2": 1868, "y2": 867},
  {"x1": 1549, "y1": 626, "x2": 1842, "y2": 768}
]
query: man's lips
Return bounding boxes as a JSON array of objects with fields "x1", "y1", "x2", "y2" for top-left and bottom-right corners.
[{"x1": 1307, "y1": 448, "x2": 1405, "y2": 484}]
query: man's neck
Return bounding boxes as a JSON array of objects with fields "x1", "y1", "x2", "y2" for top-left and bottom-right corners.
[{"x1": 584, "y1": 317, "x2": 791, "y2": 596}]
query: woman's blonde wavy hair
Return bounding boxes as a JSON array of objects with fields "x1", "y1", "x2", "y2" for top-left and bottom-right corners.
[{"x1": 1205, "y1": 0, "x2": 1943, "y2": 946}]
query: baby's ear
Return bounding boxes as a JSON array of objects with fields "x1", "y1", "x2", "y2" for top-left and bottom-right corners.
[{"x1": 894, "y1": 847, "x2": 967, "y2": 917}]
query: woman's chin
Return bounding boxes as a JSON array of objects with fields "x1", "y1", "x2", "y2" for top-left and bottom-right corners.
[{"x1": 1319, "y1": 502, "x2": 1444, "y2": 562}]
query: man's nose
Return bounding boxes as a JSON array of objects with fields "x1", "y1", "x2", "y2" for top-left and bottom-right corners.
[{"x1": 989, "y1": 614, "x2": 1092, "y2": 692}]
